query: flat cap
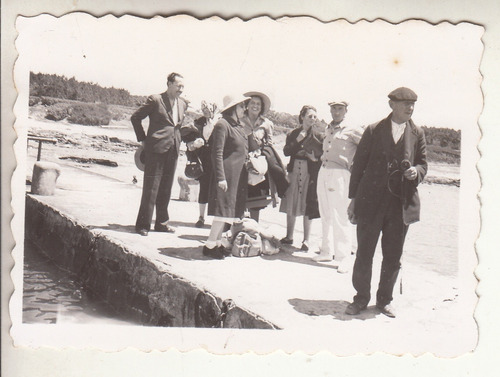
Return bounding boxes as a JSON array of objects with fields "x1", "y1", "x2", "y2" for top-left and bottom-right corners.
[
  {"x1": 388, "y1": 87, "x2": 418, "y2": 102},
  {"x1": 328, "y1": 101, "x2": 348, "y2": 107}
]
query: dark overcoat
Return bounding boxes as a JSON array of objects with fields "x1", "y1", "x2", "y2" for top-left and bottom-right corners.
[
  {"x1": 207, "y1": 116, "x2": 248, "y2": 218},
  {"x1": 348, "y1": 114, "x2": 427, "y2": 225}
]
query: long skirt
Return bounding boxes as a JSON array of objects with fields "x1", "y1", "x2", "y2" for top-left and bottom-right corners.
[{"x1": 279, "y1": 159, "x2": 309, "y2": 216}]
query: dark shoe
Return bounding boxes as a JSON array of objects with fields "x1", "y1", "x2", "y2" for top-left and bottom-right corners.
[
  {"x1": 195, "y1": 217, "x2": 205, "y2": 228},
  {"x1": 345, "y1": 302, "x2": 367, "y2": 315},
  {"x1": 376, "y1": 303, "x2": 396, "y2": 318},
  {"x1": 154, "y1": 224, "x2": 175, "y2": 233},
  {"x1": 136, "y1": 228, "x2": 149, "y2": 236},
  {"x1": 219, "y1": 245, "x2": 232, "y2": 257},
  {"x1": 280, "y1": 237, "x2": 293, "y2": 245},
  {"x1": 202, "y1": 245, "x2": 225, "y2": 259},
  {"x1": 300, "y1": 241, "x2": 309, "y2": 252}
]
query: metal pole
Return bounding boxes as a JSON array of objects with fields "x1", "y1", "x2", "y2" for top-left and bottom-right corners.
[{"x1": 37, "y1": 141, "x2": 42, "y2": 161}]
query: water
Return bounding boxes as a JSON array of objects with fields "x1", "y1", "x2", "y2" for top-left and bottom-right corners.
[{"x1": 23, "y1": 239, "x2": 140, "y2": 325}]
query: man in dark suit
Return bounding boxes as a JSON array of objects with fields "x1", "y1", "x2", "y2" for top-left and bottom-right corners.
[
  {"x1": 345, "y1": 87, "x2": 427, "y2": 318},
  {"x1": 132, "y1": 72, "x2": 189, "y2": 236}
]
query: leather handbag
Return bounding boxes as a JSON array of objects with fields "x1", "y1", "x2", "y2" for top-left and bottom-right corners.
[{"x1": 184, "y1": 157, "x2": 204, "y2": 179}]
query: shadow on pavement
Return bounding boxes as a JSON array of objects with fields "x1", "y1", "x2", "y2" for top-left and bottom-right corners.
[
  {"x1": 89, "y1": 223, "x2": 137, "y2": 233},
  {"x1": 158, "y1": 246, "x2": 208, "y2": 261},
  {"x1": 261, "y1": 248, "x2": 339, "y2": 270},
  {"x1": 168, "y1": 220, "x2": 208, "y2": 228},
  {"x1": 178, "y1": 234, "x2": 207, "y2": 242},
  {"x1": 89, "y1": 222, "x2": 208, "y2": 235},
  {"x1": 288, "y1": 298, "x2": 378, "y2": 321}
]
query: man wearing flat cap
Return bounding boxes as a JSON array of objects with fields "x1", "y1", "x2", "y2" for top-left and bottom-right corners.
[
  {"x1": 313, "y1": 101, "x2": 365, "y2": 275},
  {"x1": 345, "y1": 87, "x2": 427, "y2": 318}
]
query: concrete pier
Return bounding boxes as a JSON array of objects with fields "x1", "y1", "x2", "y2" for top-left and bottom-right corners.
[{"x1": 22, "y1": 158, "x2": 474, "y2": 354}]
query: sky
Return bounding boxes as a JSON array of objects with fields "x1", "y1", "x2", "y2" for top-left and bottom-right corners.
[{"x1": 16, "y1": 13, "x2": 483, "y2": 130}]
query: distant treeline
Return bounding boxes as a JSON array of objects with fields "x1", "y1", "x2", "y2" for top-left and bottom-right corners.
[
  {"x1": 422, "y1": 126, "x2": 460, "y2": 150},
  {"x1": 30, "y1": 71, "x2": 460, "y2": 151},
  {"x1": 30, "y1": 72, "x2": 146, "y2": 107}
]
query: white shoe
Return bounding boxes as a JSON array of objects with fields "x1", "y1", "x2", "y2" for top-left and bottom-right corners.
[
  {"x1": 313, "y1": 251, "x2": 333, "y2": 262},
  {"x1": 337, "y1": 256, "x2": 353, "y2": 274}
]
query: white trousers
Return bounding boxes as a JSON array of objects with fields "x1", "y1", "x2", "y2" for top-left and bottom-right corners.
[{"x1": 316, "y1": 167, "x2": 353, "y2": 261}]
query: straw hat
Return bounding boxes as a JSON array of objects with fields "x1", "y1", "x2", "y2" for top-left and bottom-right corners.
[
  {"x1": 134, "y1": 145, "x2": 145, "y2": 171},
  {"x1": 244, "y1": 91, "x2": 271, "y2": 114},
  {"x1": 220, "y1": 94, "x2": 251, "y2": 113}
]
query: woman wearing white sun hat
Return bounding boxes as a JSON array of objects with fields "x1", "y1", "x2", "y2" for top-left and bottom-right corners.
[{"x1": 240, "y1": 91, "x2": 277, "y2": 222}]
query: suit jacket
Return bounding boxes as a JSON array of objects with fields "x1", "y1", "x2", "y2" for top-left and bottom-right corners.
[
  {"x1": 131, "y1": 92, "x2": 188, "y2": 154},
  {"x1": 349, "y1": 114, "x2": 427, "y2": 225}
]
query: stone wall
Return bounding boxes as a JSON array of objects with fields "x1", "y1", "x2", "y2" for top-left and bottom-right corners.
[{"x1": 24, "y1": 194, "x2": 277, "y2": 329}]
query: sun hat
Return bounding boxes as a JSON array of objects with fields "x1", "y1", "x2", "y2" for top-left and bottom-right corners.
[
  {"x1": 134, "y1": 145, "x2": 145, "y2": 171},
  {"x1": 244, "y1": 91, "x2": 271, "y2": 114},
  {"x1": 220, "y1": 94, "x2": 251, "y2": 113},
  {"x1": 328, "y1": 101, "x2": 348, "y2": 107},
  {"x1": 388, "y1": 87, "x2": 418, "y2": 102}
]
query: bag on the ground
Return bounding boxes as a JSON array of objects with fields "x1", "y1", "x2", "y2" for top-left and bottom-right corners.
[
  {"x1": 230, "y1": 218, "x2": 260, "y2": 239},
  {"x1": 184, "y1": 157, "x2": 204, "y2": 179},
  {"x1": 261, "y1": 238, "x2": 280, "y2": 255},
  {"x1": 231, "y1": 231, "x2": 262, "y2": 257}
]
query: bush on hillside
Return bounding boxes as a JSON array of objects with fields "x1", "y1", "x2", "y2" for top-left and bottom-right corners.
[
  {"x1": 45, "y1": 102, "x2": 70, "y2": 121},
  {"x1": 67, "y1": 103, "x2": 112, "y2": 126},
  {"x1": 40, "y1": 96, "x2": 58, "y2": 106},
  {"x1": 108, "y1": 106, "x2": 128, "y2": 121},
  {"x1": 29, "y1": 96, "x2": 41, "y2": 106}
]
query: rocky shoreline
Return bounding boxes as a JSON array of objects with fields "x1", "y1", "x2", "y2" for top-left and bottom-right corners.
[{"x1": 27, "y1": 119, "x2": 461, "y2": 187}]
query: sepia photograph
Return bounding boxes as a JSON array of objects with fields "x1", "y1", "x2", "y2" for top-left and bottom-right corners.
[{"x1": 9, "y1": 12, "x2": 482, "y2": 357}]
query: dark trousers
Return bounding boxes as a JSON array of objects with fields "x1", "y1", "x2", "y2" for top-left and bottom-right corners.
[
  {"x1": 352, "y1": 194, "x2": 409, "y2": 307},
  {"x1": 135, "y1": 148, "x2": 178, "y2": 231},
  {"x1": 198, "y1": 171, "x2": 210, "y2": 204}
]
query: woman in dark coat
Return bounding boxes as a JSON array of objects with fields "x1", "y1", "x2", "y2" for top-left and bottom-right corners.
[
  {"x1": 279, "y1": 105, "x2": 323, "y2": 251},
  {"x1": 180, "y1": 101, "x2": 217, "y2": 228},
  {"x1": 203, "y1": 94, "x2": 250, "y2": 259}
]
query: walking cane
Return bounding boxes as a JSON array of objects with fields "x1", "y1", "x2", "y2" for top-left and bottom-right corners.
[
  {"x1": 398, "y1": 159, "x2": 410, "y2": 296},
  {"x1": 400, "y1": 264, "x2": 403, "y2": 295}
]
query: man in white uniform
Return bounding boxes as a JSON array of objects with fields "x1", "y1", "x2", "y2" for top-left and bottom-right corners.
[{"x1": 314, "y1": 101, "x2": 364, "y2": 273}]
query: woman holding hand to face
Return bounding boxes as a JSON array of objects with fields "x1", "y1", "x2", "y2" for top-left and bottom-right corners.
[{"x1": 279, "y1": 105, "x2": 323, "y2": 251}]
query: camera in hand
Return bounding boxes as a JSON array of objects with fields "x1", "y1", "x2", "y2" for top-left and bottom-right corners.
[
  {"x1": 388, "y1": 159, "x2": 411, "y2": 173},
  {"x1": 400, "y1": 159, "x2": 411, "y2": 171},
  {"x1": 387, "y1": 159, "x2": 411, "y2": 198}
]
